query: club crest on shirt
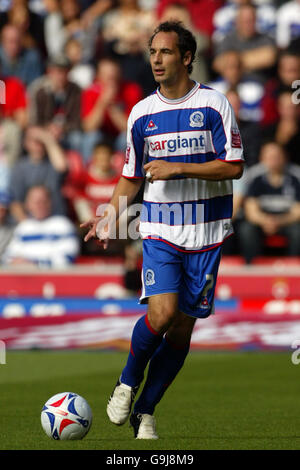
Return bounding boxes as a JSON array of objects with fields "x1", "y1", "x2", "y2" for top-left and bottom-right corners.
[
  {"x1": 189, "y1": 111, "x2": 204, "y2": 128},
  {"x1": 145, "y1": 269, "x2": 155, "y2": 286}
]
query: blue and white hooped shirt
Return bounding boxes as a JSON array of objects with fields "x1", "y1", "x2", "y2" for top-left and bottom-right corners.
[{"x1": 122, "y1": 81, "x2": 244, "y2": 252}]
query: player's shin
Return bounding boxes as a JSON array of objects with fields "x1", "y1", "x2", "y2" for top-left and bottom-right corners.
[
  {"x1": 121, "y1": 314, "x2": 163, "y2": 388},
  {"x1": 133, "y1": 336, "x2": 190, "y2": 415}
]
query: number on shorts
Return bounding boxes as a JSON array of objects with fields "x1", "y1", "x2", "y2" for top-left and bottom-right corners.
[{"x1": 202, "y1": 274, "x2": 214, "y2": 297}]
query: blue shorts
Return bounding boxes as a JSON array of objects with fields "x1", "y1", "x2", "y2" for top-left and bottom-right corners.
[{"x1": 139, "y1": 239, "x2": 222, "y2": 319}]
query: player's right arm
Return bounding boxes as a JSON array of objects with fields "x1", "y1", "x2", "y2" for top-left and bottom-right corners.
[
  {"x1": 80, "y1": 176, "x2": 143, "y2": 246},
  {"x1": 81, "y1": 104, "x2": 145, "y2": 247}
]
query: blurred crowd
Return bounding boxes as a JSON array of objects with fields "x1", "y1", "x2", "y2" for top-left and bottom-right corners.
[{"x1": 0, "y1": 0, "x2": 299, "y2": 285}]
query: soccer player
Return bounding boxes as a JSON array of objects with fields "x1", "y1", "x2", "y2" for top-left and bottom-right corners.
[{"x1": 81, "y1": 21, "x2": 244, "y2": 439}]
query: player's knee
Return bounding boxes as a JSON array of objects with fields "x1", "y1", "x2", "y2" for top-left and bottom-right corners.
[
  {"x1": 147, "y1": 294, "x2": 178, "y2": 334},
  {"x1": 147, "y1": 305, "x2": 177, "y2": 334}
]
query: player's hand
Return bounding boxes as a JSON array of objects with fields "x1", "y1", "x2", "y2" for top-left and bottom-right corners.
[
  {"x1": 80, "y1": 216, "x2": 100, "y2": 242},
  {"x1": 144, "y1": 161, "x2": 179, "y2": 183},
  {"x1": 80, "y1": 216, "x2": 110, "y2": 249}
]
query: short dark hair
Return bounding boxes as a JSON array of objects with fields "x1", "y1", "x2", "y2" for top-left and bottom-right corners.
[{"x1": 148, "y1": 21, "x2": 197, "y2": 74}]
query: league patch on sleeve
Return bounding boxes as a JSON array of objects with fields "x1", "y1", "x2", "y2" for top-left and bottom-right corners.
[
  {"x1": 125, "y1": 145, "x2": 131, "y2": 164},
  {"x1": 231, "y1": 129, "x2": 242, "y2": 148}
]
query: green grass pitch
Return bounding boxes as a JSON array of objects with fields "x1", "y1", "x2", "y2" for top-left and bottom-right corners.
[{"x1": 1, "y1": 350, "x2": 300, "y2": 450}]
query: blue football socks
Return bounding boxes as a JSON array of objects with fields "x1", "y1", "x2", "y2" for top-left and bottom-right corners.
[
  {"x1": 121, "y1": 314, "x2": 163, "y2": 387},
  {"x1": 133, "y1": 336, "x2": 190, "y2": 415}
]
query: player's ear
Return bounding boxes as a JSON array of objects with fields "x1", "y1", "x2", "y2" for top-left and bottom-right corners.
[{"x1": 183, "y1": 51, "x2": 192, "y2": 69}]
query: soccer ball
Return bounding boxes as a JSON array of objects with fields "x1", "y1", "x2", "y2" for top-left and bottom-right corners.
[{"x1": 41, "y1": 392, "x2": 92, "y2": 440}]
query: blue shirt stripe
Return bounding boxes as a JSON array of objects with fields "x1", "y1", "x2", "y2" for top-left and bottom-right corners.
[{"x1": 141, "y1": 194, "x2": 232, "y2": 225}]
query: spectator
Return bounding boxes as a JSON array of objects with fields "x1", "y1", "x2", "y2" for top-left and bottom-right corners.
[
  {"x1": 81, "y1": 56, "x2": 143, "y2": 162},
  {"x1": 213, "y1": 3, "x2": 277, "y2": 81},
  {"x1": 210, "y1": 50, "x2": 264, "y2": 165},
  {"x1": 225, "y1": 142, "x2": 300, "y2": 221},
  {"x1": 74, "y1": 140, "x2": 128, "y2": 257},
  {"x1": 101, "y1": 38, "x2": 156, "y2": 98},
  {"x1": 101, "y1": 0, "x2": 155, "y2": 56},
  {"x1": 212, "y1": 0, "x2": 276, "y2": 45},
  {"x1": 0, "y1": 0, "x2": 46, "y2": 53},
  {"x1": 276, "y1": 0, "x2": 300, "y2": 49},
  {"x1": 64, "y1": 37, "x2": 95, "y2": 89},
  {"x1": 262, "y1": 50, "x2": 300, "y2": 127},
  {"x1": 100, "y1": 0, "x2": 156, "y2": 96},
  {"x1": 3, "y1": 184, "x2": 80, "y2": 267},
  {"x1": 211, "y1": 50, "x2": 265, "y2": 121},
  {"x1": 43, "y1": 0, "x2": 66, "y2": 59},
  {"x1": 0, "y1": 191, "x2": 14, "y2": 259},
  {"x1": 238, "y1": 141, "x2": 300, "y2": 263},
  {"x1": 9, "y1": 126, "x2": 68, "y2": 222},
  {"x1": 28, "y1": 55, "x2": 82, "y2": 152},
  {"x1": 46, "y1": 0, "x2": 83, "y2": 57},
  {"x1": 276, "y1": 50, "x2": 300, "y2": 93},
  {"x1": 0, "y1": 65, "x2": 28, "y2": 129},
  {"x1": 70, "y1": 140, "x2": 120, "y2": 223},
  {"x1": 156, "y1": 0, "x2": 223, "y2": 38},
  {"x1": 0, "y1": 23, "x2": 43, "y2": 85},
  {"x1": 263, "y1": 90, "x2": 300, "y2": 166},
  {"x1": 159, "y1": 2, "x2": 209, "y2": 84},
  {"x1": 44, "y1": 0, "x2": 105, "y2": 63}
]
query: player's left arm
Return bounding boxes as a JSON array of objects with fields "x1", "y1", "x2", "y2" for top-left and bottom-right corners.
[{"x1": 144, "y1": 158, "x2": 243, "y2": 182}]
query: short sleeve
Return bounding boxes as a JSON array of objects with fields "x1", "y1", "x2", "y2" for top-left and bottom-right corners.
[
  {"x1": 122, "y1": 111, "x2": 145, "y2": 179},
  {"x1": 209, "y1": 93, "x2": 244, "y2": 162}
]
